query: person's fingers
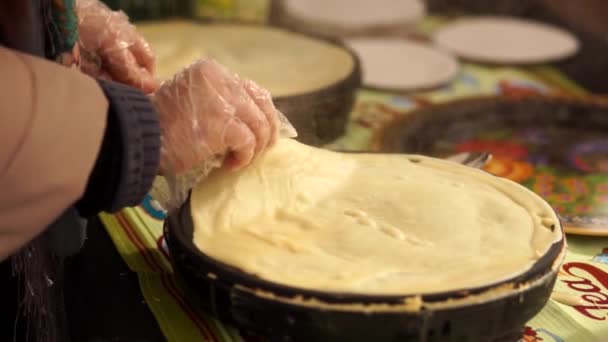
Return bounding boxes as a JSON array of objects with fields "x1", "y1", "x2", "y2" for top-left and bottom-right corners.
[
  {"x1": 155, "y1": 72, "x2": 239, "y2": 175},
  {"x1": 104, "y1": 48, "x2": 159, "y2": 93},
  {"x1": 224, "y1": 83, "x2": 270, "y2": 154},
  {"x1": 196, "y1": 74, "x2": 262, "y2": 158},
  {"x1": 193, "y1": 68, "x2": 262, "y2": 166},
  {"x1": 200, "y1": 61, "x2": 271, "y2": 153},
  {"x1": 131, "y1": 35, "x2": 156, "y2": 74},
  {"x1": 230, "y1": 90, "x2": 270, "y2": 155},
  {"x1": 199, "y1": 59, "x2": 242, "y2": 98},
  {"x1": 243, "y1": 79, "x2": 279, "y2": 145},
  {"x1": 221, "y1": 117, "x2": 256, "y2": 170},
  {"x1": 196, "y1": 76, "x2": 238, "y2": 147},
  {"x1": 155, "y1": 59, "x2": 269, "y2": 174}
]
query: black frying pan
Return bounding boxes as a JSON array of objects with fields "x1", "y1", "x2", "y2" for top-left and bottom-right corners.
[{"x1": 164, "y1": 190, "x2": 565, "y2": 342}]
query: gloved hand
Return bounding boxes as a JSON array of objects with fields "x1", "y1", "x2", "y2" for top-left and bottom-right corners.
[
  {"x1": 149, "y1": 59, "x2": 296, "y2": 210},
  {"x1": 77, "y1": 0, "x2": 159, "y2": 93},
  {"x1": 152, "y1": 58, "x2": 284, "y2": 177}
]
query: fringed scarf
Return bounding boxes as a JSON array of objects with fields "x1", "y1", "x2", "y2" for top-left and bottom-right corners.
[
  {"x1": 8, "y1": 1, "x2": 80, "y2": 342},
  {"x1": 11, "y1": 238, "x2": 66, "y2": 342}
]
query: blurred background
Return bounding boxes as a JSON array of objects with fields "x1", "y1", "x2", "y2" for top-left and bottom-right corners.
[{"x1": 100, "y1": 0, "x2": 608, "y2": 93}]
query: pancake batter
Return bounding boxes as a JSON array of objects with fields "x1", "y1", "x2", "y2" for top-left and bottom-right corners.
[{"x1": 191, "y1": 139, "x2": 561, "y2": 295}]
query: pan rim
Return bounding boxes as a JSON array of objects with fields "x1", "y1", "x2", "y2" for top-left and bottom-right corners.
[{"x1": 165, "y1": 190, "x2": 565, "y2": 308}]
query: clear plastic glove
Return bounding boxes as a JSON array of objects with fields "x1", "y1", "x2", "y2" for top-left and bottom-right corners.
[
  {"x1": 77, "y1": 0, "x2": 159, "y2": 93},
  {"x1": 150, "y1": 59, "x2": 297, "y2": 210}
]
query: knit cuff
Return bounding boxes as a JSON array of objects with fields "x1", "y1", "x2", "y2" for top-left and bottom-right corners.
[{"x1": 76, "y1": 80, "x2": 160, "y2": 216}]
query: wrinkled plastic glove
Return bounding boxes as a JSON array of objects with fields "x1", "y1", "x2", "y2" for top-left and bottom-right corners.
[
  {"x1": 77, "y1": 0, "x2": 159, "y2": 93},
  {"x1": 150, "y1": 59, "x2": 297, "y2": 210}
]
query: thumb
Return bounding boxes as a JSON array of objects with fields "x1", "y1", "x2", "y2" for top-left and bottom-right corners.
[{"x1": 222, "y1": 118, "x2": 256, "y2": 170}]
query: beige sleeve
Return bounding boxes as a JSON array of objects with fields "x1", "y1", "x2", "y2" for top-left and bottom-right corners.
[{"x1": 0, "y1": 46, "x2": 108, "y2": 260}]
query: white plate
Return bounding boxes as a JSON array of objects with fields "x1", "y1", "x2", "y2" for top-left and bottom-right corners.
[
  {"x1": 283, "y1": 0, "x2": 426, "y2": 29},
  {"x1": 433, "y1": 16, "x2": 579, "y2": 65},
  {"x1": 345, "y1": 38, "x2": 460, "y2": 91}
]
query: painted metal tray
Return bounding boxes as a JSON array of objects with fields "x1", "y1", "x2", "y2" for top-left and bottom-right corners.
[{"x1": 376, "y1": 95, "x2": 608, "y2": 236}]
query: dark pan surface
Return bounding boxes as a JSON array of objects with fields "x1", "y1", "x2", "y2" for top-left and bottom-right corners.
[
  {"x1": 138, "y1": 18, "x2": 363, "y2": 146},
  {"x1": 164, "y1": 189, "x2": 565, "y2": 341}
]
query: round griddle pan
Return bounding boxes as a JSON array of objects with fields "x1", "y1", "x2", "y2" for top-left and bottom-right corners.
[
  {"x1": 164, "y1": 191, "x2": 565, "y2": 342},
  {"x1": 137, "y1": 18, "x2": 362, "y2": 147},
  {"x1": 270, "y1": 36, "x2": 361, "y2": 146}
]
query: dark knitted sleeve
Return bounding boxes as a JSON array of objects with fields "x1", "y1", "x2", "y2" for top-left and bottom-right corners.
[{"x1": 75, "y1": 80, "x2": 161, "y2": 217}]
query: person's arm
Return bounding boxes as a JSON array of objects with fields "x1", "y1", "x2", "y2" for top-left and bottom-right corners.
[
  {"x1": 0, "y1": 48, "x2": 283, "y2": 260},
  {"x1": 0, "y1": 46, "x2": 106, "y2": 259},
  {"x1": 0, "y1": 46, "x2": 161, "y2": 260}
]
